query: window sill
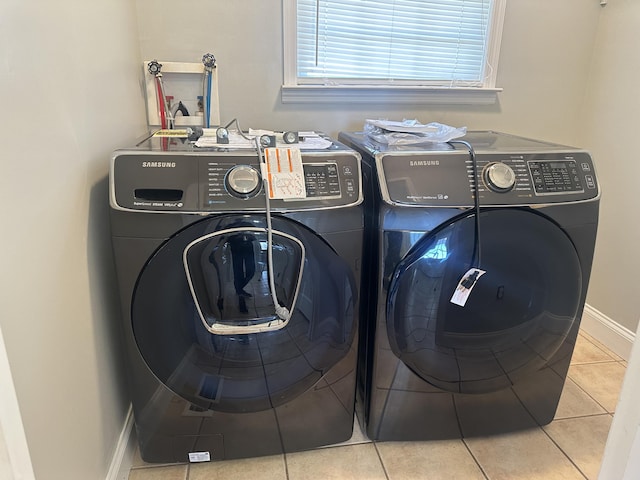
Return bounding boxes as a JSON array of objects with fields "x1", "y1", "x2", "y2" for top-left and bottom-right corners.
[{"x1": 280, "y1": 85, "x2": 502, "y2": 105}]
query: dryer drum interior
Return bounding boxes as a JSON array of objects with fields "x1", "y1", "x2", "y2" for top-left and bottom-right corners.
[
  {"x1": 386, "y1": 208, "x2": 582, "y2": 394},
  {"x1": 132, "y1": 214, "x2": 357, "y2": 413}
]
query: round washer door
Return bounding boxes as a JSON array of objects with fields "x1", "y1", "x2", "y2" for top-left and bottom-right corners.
[
  {"x1": 132, "y1": 214, "x2": 357, "y2": 412},
  {"x1": 387, "y1": 208, "x2": 582, "y2": 394}
]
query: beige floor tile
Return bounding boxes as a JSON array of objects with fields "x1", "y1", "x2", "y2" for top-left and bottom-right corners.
[
  {"x1": 189, "y1": 454, "x2": 286, "y2": 480},
  {"x1": 465, "y1": 428, "x2": 584, "y2": 480},
  {"x1": 578, "y1": 331, "x2": 623, "y2": 361},
  {"x1": 544, "y1": 414, "x2": 612, "y2": 480},
  {"x1": 377, "y1": 440, "x2": 484, "y2": 480},
  {"x1": 128, "y1": 464, "x2": 187, "y2": 480},
  {"x1": 571, "y1": 334, "x2": 616, "y2": 364},
  {"x1": 286, "y1": 443, "x2": 386, "y2": 480},
  {"x1": 568, "y1": 362, "x2": 626, "y2": 412},
  {"x1": 555, "y1": 377, "x2": 606, "y2": 419}
]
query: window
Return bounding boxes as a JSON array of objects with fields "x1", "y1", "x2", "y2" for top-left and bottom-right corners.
[{"x1": 282, "y1": 0, "x2": 506, "y2": 104}]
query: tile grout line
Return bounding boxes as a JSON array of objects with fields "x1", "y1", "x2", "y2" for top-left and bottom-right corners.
[
  {"x1": 460, "y1": 437, "x2": 490, "y2": 480},
  {"x1": 554, "y1": 411, "x2": 614, "y2": 421},
  {"x1": 577, "y1": 333, "x2": 624, "y2": 362},
  {"x1": 571, "y1": 358, "x2": 621, "y2": 367},
  {"x1": 539, "y1": 424, "x2": 589, "y2": 480},
  {"x1": 283, "y1": 452, "x2": 290, "y2": 480},
  {"x1": 371, "y1": 442, "x2": 391, "y2": 480},
  {"x1": 567, "y1": 368, "x2": 618, "y2": 415}
]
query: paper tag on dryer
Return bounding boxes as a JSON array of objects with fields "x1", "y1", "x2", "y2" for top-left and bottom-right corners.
[
  {"x1": 450, "y1": 268, "x2": 486, "y2": 307},
  {"x1": 262, "y1": 147, "x2": 307, "y2": 199},
  {"x1": 188, "y1": 451, "x2": 211, "y2": 463}
]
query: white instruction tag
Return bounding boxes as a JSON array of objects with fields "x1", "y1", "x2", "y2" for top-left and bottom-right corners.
[
  {"x1": 264, "y1": 148, "x2": 307, "y2": 199},
  {"x1": 450, "y1": 268, "x2": 486, "y2": 307},
  {"x1": 188, "y1": 451, "x2": 211, "y2": 463}
]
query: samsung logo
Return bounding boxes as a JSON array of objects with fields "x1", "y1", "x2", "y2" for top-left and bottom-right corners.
[
  {"x1": 142, "y1": 161, "x2": 176, "y2": 168},
  {"x1": 410, "y1": 160, "x2": 440, "y2": 167}
]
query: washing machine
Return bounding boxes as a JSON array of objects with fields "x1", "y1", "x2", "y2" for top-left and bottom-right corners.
[
  {"x1": 109, "y1": 132, "x2": 363, "y2": 462},
  {"x1": 338, "y1": 130, "x2": 599, "y2": 440}
]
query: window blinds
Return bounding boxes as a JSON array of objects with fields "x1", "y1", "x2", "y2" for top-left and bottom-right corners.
[{"x1": 296, "y1": 0, "x2": 492, "y2": 84}]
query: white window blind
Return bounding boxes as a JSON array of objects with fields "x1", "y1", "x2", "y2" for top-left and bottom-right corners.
[
  {"x1": 282, "y1": 0, "x2": 505, "y2": 103},
  {"x1": 297, "y1": 0, "x2": 494, "y2": 85}
]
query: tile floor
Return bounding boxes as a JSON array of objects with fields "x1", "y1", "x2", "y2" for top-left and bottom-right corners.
[{"x1": 127, "y1": 331, "x2": 627, "y2": 480}]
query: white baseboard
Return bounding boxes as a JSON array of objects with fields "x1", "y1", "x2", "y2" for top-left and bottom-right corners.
[
  {"x1": 106, "y1": 405, "x2": 135, "y2": 480},
  {"x1": 581, "y1": 303, "x2": 635, "y2": 361}
]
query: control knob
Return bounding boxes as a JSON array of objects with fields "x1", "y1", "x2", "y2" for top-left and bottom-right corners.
[
  {"x1": 483, "y1": 162, "x2": 516, "y2": 193},
  {"x1": 225, "y1": 165, "x2": 261, "y2": 198}
]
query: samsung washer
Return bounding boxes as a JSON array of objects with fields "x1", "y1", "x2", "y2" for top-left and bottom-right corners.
[{"x1": 110, "y1": 133, "x2": 363, "y2": 461}]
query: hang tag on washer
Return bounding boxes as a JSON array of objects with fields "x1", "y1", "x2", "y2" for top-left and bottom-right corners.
[
  {"x1": 450, "y1": 268, "x2": 486, "y2": 307},
  {"x1": 263, "y1": 148, "x2": 307, "y2": 199}
]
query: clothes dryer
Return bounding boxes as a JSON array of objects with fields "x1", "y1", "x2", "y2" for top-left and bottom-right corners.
[
  {"x1": 110, "y1": 133, "x2": 363, "y2": 462},
  {"x1": 338, "y1": 130, "x2": 599, "y2": 440}
]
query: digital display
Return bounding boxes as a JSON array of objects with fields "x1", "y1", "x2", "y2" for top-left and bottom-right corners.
[{"x1": 549, "y1": 162, "x2": 568, "y2": 169}]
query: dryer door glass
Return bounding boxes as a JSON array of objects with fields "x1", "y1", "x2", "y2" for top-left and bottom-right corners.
[
  {"x1": 132, "y1": 214, "x2": 357, "y2": 412},
  {"x1": 387, "y1": 208, "x2": 582, "y2": 393}
]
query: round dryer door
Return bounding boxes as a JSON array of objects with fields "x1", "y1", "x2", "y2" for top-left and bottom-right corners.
[
  {"x1": 132, "y1": 214, "x2": 357, "y2": 412},
  {"x1": 387, "y1": 208, "x2": 582, "y2": 394}
]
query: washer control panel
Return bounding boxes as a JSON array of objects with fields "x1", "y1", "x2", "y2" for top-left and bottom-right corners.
[{"x1": 110, "y1": 149, "x2": 362, "y2": 213}]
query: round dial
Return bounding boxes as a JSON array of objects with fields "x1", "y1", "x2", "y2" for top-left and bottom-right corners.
[
  {"x1": 225, "y1": 165, "x2": 261, "y2": 198},
  {"x1": 483, "y1": 162, "x2": 516, "y2": 193}
]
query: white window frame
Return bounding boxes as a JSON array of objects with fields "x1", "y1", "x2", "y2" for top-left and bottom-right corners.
[{"x1": 282, "y1": 0, "x2": 506, "y2": 104}]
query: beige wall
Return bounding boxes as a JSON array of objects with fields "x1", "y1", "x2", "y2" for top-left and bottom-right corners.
[
  {"x1": 578, "y1": 0, "x2": 640, "y2": 334},
  {"x1": 0, "y1": 1, "x2": 147, "y2": 478},
  {"x1": 135, "y1": 0, "x2": 600, "y2": 143}
]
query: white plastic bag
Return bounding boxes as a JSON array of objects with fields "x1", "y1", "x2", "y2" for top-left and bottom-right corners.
[{"x1": 364, "y1": 119, "x2": 467, "y2": 145}]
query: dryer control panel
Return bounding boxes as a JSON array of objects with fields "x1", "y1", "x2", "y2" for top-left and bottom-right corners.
[
  {"x1": 337, "y1": 130, "x2": 600, "y2": 208},
  {"x1": 110, "y1": 149, "x2": 363, "y2": 213},
  {"x1": 375, "y1": 150, "x2": 599, "y2": 208}
]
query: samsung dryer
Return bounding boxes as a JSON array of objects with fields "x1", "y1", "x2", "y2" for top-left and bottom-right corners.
[
  {"x1": 109, "y1": 133, "x2": 363, "y2": 462},
  {"x1": 338, "y1": 130, "x2": 599, "y2": 440}
]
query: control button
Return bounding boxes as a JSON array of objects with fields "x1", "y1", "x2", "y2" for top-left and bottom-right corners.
[
  {"x1": 483, "y1": 162, "x2": 516, "y2": 193},
  {"x1": 283, "y1": 131, "x2": 298, "y2": 144},
  {"x1": 345, "y1": 179, "x2": 355, "y2": 193},
  {"x1": 581, "y1": 162, "x2": 591, "y2": 171},
  {"x1": 225, "y1": 165, "x2": 261, "y2": 198},
  {"x1": 585, "y1": 175, "x2": 596, "y2": 189}
]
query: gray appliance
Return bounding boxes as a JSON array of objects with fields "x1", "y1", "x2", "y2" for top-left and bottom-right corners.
[
  {"x1": 338, "y1": 130, "x2": 599, "y2": 440},
  {"x1": 109, "y1": 133, "x2": 363, "y2": 462}
]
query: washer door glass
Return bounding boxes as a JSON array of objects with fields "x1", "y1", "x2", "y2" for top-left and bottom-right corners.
[
  {"x1": 387, "y1": 208, "x2": 582, "y2": 393},
  {"x1": 132, "y1": 214, "x2": 357, "y2": 412}
]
